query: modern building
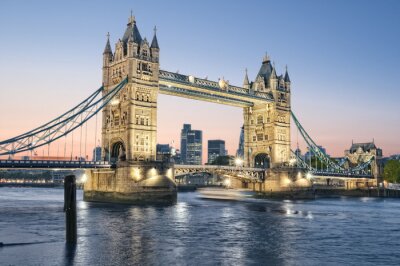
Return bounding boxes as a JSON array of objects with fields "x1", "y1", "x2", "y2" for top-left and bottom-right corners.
[
  {"x1": 304, "y1": 146, "x2": 327, "y2": 160},
  {"x1": 180, "y1": 124, "x2": 202, "y2": 165},
  {"x1": 208, "y1": 140, "x2": 226, "y2": 164},
  {"x1": 92, "y1": 146, "x2": 102, "y2": 161},
  {"x1": 156, "y1": 144, "x2": 171, "y2": 161},
  {"x1": 236, "y1": 126, "x2": 244, "y2": 158}
]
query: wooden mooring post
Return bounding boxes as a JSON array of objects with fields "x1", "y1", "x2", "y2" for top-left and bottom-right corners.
[{"x1": 64, "y1": 175, "x2": 77, "y2": 244}]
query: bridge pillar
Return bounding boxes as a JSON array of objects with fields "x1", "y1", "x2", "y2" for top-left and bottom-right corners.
[{"x1": 84, "y1": 15, "x2": 176, "y2": 204}]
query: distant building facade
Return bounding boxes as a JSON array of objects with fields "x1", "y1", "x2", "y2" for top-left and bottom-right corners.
[
  {"x1": 236, "y1": 126, "x2": 244, "y2": 158},
  {"x1": 344, "y1": 141, "x2": 383, "y2": 178},
  {"x1": 180, "y1": 124, "x2": 202, "y2": 165},
  {"x1": 304, "y1": 146, "x2": 327, "y2": 160},
  {"x1": 156, "y1": 144, "x2": 171, "y2": 161},
  {"x1": 208, "y1": 140, "x2": 226, "y2": 164},
  {"x1": 92, "y1": 146, "x2": 102, "y2": 161}
]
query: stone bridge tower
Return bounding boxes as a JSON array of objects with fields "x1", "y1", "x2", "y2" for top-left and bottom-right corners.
[
  {"x1": 102, "y1": 15, "x2": 159, "y2": 163},
  {"x1": 84, "y1": 15, "x2": 176, "y2": 204},
  {"x1": 243, "y1": 54, "x2": 291, "y2": 168}
]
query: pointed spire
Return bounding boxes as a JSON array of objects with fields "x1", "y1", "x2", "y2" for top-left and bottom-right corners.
[
  {"x1": 128, "y1": 10, "x2": 135, "y2": 24},
  {"x1": 271, "y1": 62, "x2": 277, "y2": 79},
  {"x1": 151, "y1": 25, "x2": 159, "y2": 49},
  {"x1": 262, "y1": 52, "x2": 270, "y2": 63},
  {"x1": 103, "y1": 32, "x2": 112, "y2": 54},
  {"x1": 243, "y1": 68, "x2": 249, "y2": 86},
  {"x1": 122, "y1": 12, "x2": 142, "y2": 44},
  {"x1": 284, "y1": 65, "x2": 291, "y2": 82}
]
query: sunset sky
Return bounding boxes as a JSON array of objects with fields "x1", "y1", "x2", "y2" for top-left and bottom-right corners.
[{"x1": 0, "y1": 0, "x2": 399, "y2": 162}]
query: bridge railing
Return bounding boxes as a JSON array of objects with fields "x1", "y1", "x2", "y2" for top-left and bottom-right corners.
[{"x1": 0, "y1": 160, "x2": 111, "y2": 169}]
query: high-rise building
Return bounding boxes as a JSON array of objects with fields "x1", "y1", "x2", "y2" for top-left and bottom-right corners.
[
  {"x1": 208, "y1": 140, "x2": 226, "y2": 164},
  {"x1": 180, "y1": 124, "x2": 202, "y2": 165},
  {"x1": 236, "y1": 126, "x2": 244, "y2": 158},
  {"x1": 92, "y1": 146, "x2": 102, "y2": 161},
  {"x1": 156, "y1": 144, "x2": 171, "y2": 161}
]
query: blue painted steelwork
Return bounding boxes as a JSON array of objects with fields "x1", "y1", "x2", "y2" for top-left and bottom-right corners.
[
  {"x1": 159, "y1": 84, "x2": 254, "y2": 107},
  {"x1": 0, "y1": 78, "x2": 128, "y2": 156},
  {"x1": 159, "y1": 70, "x2": 273, "y2": 103},
  {"x1": 290, "y1": 149, "x2": 373, "y2": 178},
  {"x1": 0, "y1": 159, "x2": 112, "y2": 169},
  {"x1": 291, "y1": 111, "x2": 374, "y2": 176}
]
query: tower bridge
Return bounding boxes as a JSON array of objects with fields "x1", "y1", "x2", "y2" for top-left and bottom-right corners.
[{"x1": 0, "y1": 14, "x2": 380, "y2": 203}]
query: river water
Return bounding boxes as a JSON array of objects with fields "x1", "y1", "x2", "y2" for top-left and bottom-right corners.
[{"x1": 0, "y1": 187, "x2": 399, "y2": 266}]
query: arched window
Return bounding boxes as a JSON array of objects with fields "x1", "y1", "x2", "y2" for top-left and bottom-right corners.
[{"x1": 257, "y1": 115, "x2": 263, "y2": 124}]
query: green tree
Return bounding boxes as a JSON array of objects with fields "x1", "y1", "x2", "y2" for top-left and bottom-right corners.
[
  {"x1": 383, "y1": 160, "x2": 400, "y2": 183},
  {"x1": 209, "y1": 155, "x2": 234, "y2": 166}
]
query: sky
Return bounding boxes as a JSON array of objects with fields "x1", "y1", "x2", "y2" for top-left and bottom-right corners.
[{"x1": 0, "y1": 0, "x2": 399, "y2": 162}]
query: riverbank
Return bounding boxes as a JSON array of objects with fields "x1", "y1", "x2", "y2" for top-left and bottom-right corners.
[
  {"x1": 256, "y1": 187, "x2": 400, "y2": 200},
  {"x1": 0, "y1": 183, "x2": 62, "y2": 188}
]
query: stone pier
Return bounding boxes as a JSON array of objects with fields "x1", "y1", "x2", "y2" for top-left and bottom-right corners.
[{"x1": 84, "y1": 161, "x2": 177, "y2": 204}]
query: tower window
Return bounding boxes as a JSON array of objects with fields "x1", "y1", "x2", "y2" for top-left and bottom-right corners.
[{"x1": 257, "y1": 115, "x2": 263, "y2": 125}]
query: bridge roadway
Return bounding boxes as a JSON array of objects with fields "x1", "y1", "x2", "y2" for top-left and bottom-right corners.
[{"x1": 0, "y1": 160, "x2": 265, "y2": 182}]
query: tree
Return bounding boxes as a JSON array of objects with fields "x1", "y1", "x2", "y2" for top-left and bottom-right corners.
[
  {"x1": 209, "y1": 155, "x2": 234, "y2": 166},
  {"x1": 383, "y1": 160, "x2": 400, "y2": 183}
]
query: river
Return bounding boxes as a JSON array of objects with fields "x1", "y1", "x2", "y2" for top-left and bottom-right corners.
[{"x1": 0, "y1": 187, "x2": 399, "y2": 265}]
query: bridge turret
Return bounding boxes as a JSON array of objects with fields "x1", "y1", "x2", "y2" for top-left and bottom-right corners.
[
  {"x1": 150, "y1": 26, "x2": 159, "y2": 62},
  {"x1": 103, "y1": 33, "x2": 113, "y2": 64},
  {"x1": 284, "y1": 65, "x2": 291, "y2": 91},
  {"x1": 102, "y1": 33, "x2": 113, "y2": 86},
  {"x1": 243, "y1": 68, "x2": 250, "y2": 90}
]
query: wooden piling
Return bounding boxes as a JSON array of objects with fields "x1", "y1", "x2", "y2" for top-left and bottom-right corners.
[{"x1": 64, "y1": 175, "x2": 77, "y2": 244}]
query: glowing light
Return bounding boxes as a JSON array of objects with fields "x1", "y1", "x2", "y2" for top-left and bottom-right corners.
[
  {"x1": 289, "y1": 158, "x2": 297, "y2": 166},
  {"x1": 235, "y1": 158, "x2": 243, "y2": 167},
  {"x1": 131, "y1": 168, "x2": 141, "y2": 181},
  {"x1": 81, "y1": 174, "x2": 88, "y2": 183},
  {"x1": 149, "y1": 167, "x2": 157, "y2": 177},
  {"x1": 223, "y1": 178, "x2": 231, "y2": 187},
  {"x1": 111, "y1": 99, "x2": 120, "y2": 105},
  {"x1": 166, "y1": 168, "x2": 173, "y2": 179},
  {"x1": 306, "y1": 172, "x2": 313, "y2": 179}
]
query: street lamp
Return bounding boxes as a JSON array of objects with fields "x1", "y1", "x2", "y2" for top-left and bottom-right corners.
[{"x1": 235, "y1": 157, "x2": 243, "y2": 167}]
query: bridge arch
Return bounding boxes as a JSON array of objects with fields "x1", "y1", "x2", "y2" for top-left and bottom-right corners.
[
  {"x1": 254, "y1": 153, "x2": 270, "y2": 169},
  {"x1": 111, "y1": 140, "x2": 126, "y2": 162}
]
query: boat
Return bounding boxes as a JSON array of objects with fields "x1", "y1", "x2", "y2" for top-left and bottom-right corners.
[{"x1": 197, "y1": 187, "x2": 255, "y2": 201}]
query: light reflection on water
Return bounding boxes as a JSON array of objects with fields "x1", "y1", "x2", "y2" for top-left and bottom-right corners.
[{"x1": 0, "y1": 187, "x2": 400, "y2": 265}]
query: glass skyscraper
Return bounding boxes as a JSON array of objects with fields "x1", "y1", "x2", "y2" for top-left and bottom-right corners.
[
  {"x1": 208, "y1": 140, "x2": 226, "y2": 164},
  {"x1": 180, "y1": 124, "x2": 202, "y2": 165}
]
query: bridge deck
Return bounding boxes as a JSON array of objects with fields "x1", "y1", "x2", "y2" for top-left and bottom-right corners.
[{"x1": 159, "y1": 70, "x2": 273, "y2": 107}]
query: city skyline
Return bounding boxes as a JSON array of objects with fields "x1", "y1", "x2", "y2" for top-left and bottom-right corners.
[{"x1": 0, "y1": 0, "x2": 399, "y2": 162}]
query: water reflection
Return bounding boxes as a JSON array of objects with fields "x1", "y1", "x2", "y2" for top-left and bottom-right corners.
[{"x1": 1, "y1": 188, "x2": 400, "y2": 265}]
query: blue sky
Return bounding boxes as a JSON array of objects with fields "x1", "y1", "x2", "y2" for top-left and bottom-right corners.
[{"x1": 0, "y1": 0, "x2": 399, "y2": 159}]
